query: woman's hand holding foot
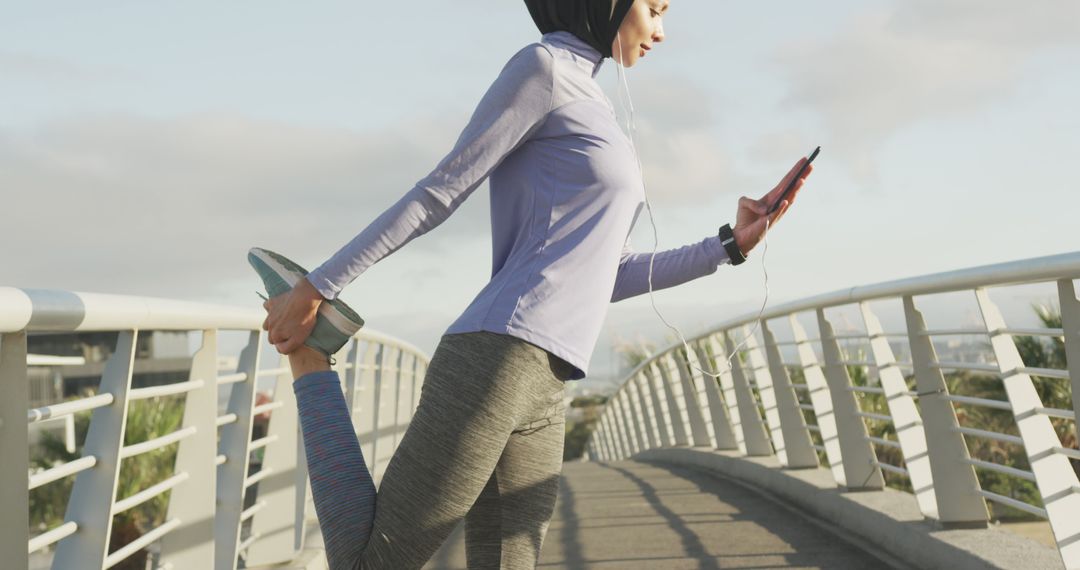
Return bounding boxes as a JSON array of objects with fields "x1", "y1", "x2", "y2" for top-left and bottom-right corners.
[{"x1": 263, "y1": 278, "x2": 324, "y2": 355}]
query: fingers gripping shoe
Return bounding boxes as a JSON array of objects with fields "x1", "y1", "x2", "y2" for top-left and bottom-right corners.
[{"x1": 247, "y1": 247, "x2": 365, "y2": 361}]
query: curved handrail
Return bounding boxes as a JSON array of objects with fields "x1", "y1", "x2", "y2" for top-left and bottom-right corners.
[
  {"x1": 3, "y1": 288, "x2": 429, "y2": 570},
  {"x1": 589, "y1": 251, "x2": 1080, "y2": 568},
  {"x1": 622, "y1": 251, "x2": 1080, "y2": 381},
  {"x1": 0, "y1": 287, "x2": 427, "y2": 358}
]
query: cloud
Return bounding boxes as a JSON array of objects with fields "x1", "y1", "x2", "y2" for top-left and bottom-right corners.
[
  {"x1": 0, "y1": 51, "x2": 138, "y2": 84},
  {"x1": 0, "y1": 112, "x2": 480, "y2": 297},
  {"x1": 772, "y1": 0, "x2": 1080, "y2": 183},
  {"x1": 887, "y1": 0, "x2": 1080, "y2": 48}
]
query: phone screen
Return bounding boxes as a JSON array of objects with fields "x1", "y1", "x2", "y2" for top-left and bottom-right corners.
[{"x1": 767, "y1": 146, "x2": 820, "y2": 215}]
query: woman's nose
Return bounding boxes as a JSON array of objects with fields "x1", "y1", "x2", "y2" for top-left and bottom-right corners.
[{"x1": 654, "y1": 21, "x2": 665, "y2": 43}]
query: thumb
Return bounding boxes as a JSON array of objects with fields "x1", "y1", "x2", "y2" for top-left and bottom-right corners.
[{"x1": 740, "y1": 197, "x2": 768, "y2": 218}]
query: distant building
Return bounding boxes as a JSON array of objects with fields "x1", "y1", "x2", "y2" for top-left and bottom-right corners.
[{"x1": 27, "y1": 331, "x2": 192, "y2": 408}]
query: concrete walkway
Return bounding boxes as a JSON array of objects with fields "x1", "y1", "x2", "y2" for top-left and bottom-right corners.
[{"x1": 424, "y1": 460, "x2": 894, "y2": 569}]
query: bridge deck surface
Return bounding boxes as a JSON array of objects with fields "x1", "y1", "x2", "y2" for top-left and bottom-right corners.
[{"x1": 424, "y1": 460, "x2": 893, "y2": 569}]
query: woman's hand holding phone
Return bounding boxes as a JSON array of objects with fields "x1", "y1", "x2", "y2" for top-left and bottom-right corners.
[{"x1": 732, "y1": 147, "x2": 818, "y2": 255}]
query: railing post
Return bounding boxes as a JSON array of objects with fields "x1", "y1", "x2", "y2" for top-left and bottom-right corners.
[
  {"x1": 623, "y1": 385, "x2": 646, "y2": 453},
  {"x1": 903, "y1": 296, "x2": 988, "y2": 526},
  {"x1": 160, "y1": 330, "x2": 218, "y2": 568},
  {"x1": 1058, "y1": 279, "x2": 1080, "y2": 430},
  {"x1": 859, "y1": 302, "x2": 938, "y2": 518},
  {"x1": 214, "y1": 331, "x2": 262, "y2": 570},
  {"x1": 680, "y1": 346, "x2": 717, "y2": 447},
  {"x1": 607, "y1": 393, "x2": 626, "y2": 459},
  {"x1": 593, "y1": 411, "x2": 608, "y2": 460},
  {"x1": 671, "y1": 350, "x2": 713, "y2": 447},
  {"x1": 609, "y1": 407, "x2": 625, "y2": 459},
  {"x1": 373, "y1": 346, "x2": 401, "y2": 482},
  {"x1": 760, "y1": 321, "x2": 818, "y2": 468},
  {"x1": 1, "y1": 332, "x2": 29, "y2": 570},
  {"x1": 603, "y1": 409, "x2": 624, "y2": 460},
  {"x1": 630, "y1": 371, "x2": 656, "y2": 451},
  {"x1": 343, "y1": 339, "x2": 361, "y2": 419},
  {"x1": 690, "y1": 341, "x2": 738, "y2": 450},
  {"x1": 791, "y1": 315, "x2": 847, "y2": 485},
  {"x1": 596, "y1": 412, "x2": 612, "y2": 460},
  {"x1": 392, "y1": 349, "x2": 408, "y2": 450},
  {"x1": 369, "y1": 344, "x2": 387, "y2": 483},
  {"x1": 679, "y1": 345, "x2": 713, "y2": 447},
  {"x1": 622, "y1": 375, "x2": 652, "y2": 451},
  {"x1": 622, "y1": 387, "x2": 644, "y2": 455},
  {"x1": 652, "y1": 359, "x2": 690, "y2": 446},
  {"x1": 817, "y1": 309, "x2": 884, "y2": 490},
  {"x1": 613, "y1": 390, "x2": 639, "y2": 456},
  {"x1": 976, "y1": 288, "x2": 1080, "y2": 564},
  {"x1": 642, "y1": 364, "x2": 674, "y2": 447},
  {"x1": 356, "y1": 342, "x2": 380, "y2": 467},
  {"x1": 656, "y1": 353, "x2": 693, "y2": 445},
  {"x1": 595, "y1": 410, "x2": 610, "y2": 460},
  {"x1": 721, "y1": 331, "x2": 772, "y2": 456},
  {"x1": 53, "y1": 331, "x2": 137, "y2": 569},
  {"x1": 742, "y1": 329, "x2": 788, "y2": 462},
  {"x1": 590, "y1": 416, "x2": 604, "y2": 461},
  {"x1": 404, "y1": 352, "x2": 419, "y2": 424},
  {"x1": 244, "y1": 352, "x2": 303, "y2": 566},
  {"x1": 704, "y1": 334, "x2": 750, "y2": 453},
  {"x1": 617, "y1": 395, "x2": 630, "y2": 455},
  {"x1": 629, "y1": 373, "x2": 658, "y2": 450}
]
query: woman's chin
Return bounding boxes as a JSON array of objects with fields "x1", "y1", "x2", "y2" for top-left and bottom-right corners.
[{"x1": 611, "y1": 50, "x2": 641, "y2": 68}]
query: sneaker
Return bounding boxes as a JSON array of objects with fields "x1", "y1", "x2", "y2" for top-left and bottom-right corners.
[{"x1": 247, "y1": 247, "x2": 365, "y2": 360}]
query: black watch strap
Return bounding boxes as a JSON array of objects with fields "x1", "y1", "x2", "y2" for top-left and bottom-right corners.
[{"x1": 718, "y1": 223, "x2": 746, "y2": 266}]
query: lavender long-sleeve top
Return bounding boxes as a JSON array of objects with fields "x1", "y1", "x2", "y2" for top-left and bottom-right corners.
[{"x1": 307, "y1": 31, "x2": 730, "y2": 380}]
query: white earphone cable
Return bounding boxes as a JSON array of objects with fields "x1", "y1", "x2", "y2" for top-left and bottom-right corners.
[{"x1": 614, "y1": 31, "x2": 774, "y2": 378}]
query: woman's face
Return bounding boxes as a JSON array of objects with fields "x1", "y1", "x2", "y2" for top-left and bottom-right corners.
[{"x1": 611, "y1": 0, "x2": 669, "y2": 67}]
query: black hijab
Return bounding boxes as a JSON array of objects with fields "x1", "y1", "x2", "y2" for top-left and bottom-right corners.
[{"x1": 524, "y1": 0, "x2": 636, "y2": 59}]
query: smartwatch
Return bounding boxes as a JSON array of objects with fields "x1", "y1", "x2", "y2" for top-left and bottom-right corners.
[{"x1": 718, "y1": 223, "x2": 746, "y2": 266}]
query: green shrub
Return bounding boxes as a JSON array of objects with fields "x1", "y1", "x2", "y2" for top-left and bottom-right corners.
[{"x1": 30, "y1": 393, "x2": 185, "y2": 569}]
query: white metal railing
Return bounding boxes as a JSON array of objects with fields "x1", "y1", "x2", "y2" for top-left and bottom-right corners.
[
  {"x1": 587, "y1": 252, "x2": 1080, "y2": 568},
  {"x1": 2, "y1": 287, "x2": 429, "y2": 570}
]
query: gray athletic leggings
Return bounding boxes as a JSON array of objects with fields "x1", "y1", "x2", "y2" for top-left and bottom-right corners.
[{"x1": 294, "y1": 331, "x2": 574, "y2": 569}]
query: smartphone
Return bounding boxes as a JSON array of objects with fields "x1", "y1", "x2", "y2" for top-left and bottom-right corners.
[{"x1": 767, "y1": 146, "x2": 820, "y2": 216}]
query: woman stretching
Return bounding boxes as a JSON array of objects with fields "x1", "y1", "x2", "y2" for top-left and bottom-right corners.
[{"x1": 249, "y1": 1, "x2": 812, "y2": 568}]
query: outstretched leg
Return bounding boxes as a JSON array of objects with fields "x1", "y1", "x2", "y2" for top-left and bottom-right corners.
[
  {"x1": 249, "y1": 247, "x2": 373, "y2": 568},
  {"x1": 289, "y1": 347, "x2": 376, "y2": 570}
]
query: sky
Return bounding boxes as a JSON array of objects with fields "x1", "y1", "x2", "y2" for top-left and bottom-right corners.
[{"x1": 3, "y1": 1, "x2": 1078, "y2": 386}]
